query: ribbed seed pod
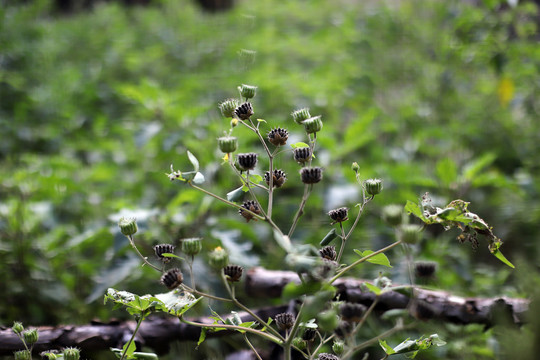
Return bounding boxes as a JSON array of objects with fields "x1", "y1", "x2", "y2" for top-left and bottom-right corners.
[
  {"x1": 237, "y1": 153, "x2": 258, "y2": 171},
  {"x1": 339, "y1": 302, "x2": 367, "y2": 322},
  {"x1": 328, "y1": 207, "x2": 349, "y2": 223},
  {"x1": 364, "y1": 178, "x2": 383, "y2": 196},
  {"x1": 234, "y1": 102, "x2": 254, "y2": 120},
  {"x1": 414, "y1": 261, "x2": 437, "y2": 278},
  {"x1": 293, "y1": 147, "x2": 312, "y2": 164},
  {"x1": 224, "y1": 265, "x2": 244, "y2": 282},
  {"x1": 302, "y1": 328, "x2": 317, "y2": 341},
  {"x1": 267, "y1": 127, "x2": 289, "y2": 146},
  {"x1": 300, "y1": 167, "x2": 323, "y2": 184},
  {"x1": 303, "y1": 116, "x2": 323, "y2": 134},
  {"x1": 275, "y1": 313, "x2": 295, "y2": 330},
  {"x1": 239, "y1": 84, "x2": 257, "y2": 99},
  {"x1": 181, "y1": 238, "x2": 203, "y2": 256},
  {"x1": 209, "y1": 247, "x2": 229, "y2": 270},
  {"x1": 217, "y1": 136, "x2": 238, "y2": 153},
  {"x1": 291, "y1": 108, "x2": 311, "y2": 124},
  {"x1": 154, "y1": 244, "x2": 175, "y2": 263},
  {"x1": 317, "y1": 353, "x2": 340, "y2": 360},
  {"x1": 264, "y1": 169, "x2": 287, "y2": 188},
  {"x1": 118, "y1": 217, "x2": 137, "y2": 236},
  {"x1": 219, "y1": 98, "x2": 240, "y2": 118},
  {"x1": 160, "y1": 268, "x2": 183, "y2": 290},
  {"x1": 319, "y1": 246, "x2": 337, "y2": 261},
  {"x1": 239, "y1": 200, "x2": 262, "y2": 222}
]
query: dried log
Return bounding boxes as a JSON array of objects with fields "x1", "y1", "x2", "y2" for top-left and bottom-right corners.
[
  {"x1": 245, "y1": 267, "x2": 529, "y2": 326},
  {"x1": 0, "y1": 305, "x2": 288, "y2": 357}
]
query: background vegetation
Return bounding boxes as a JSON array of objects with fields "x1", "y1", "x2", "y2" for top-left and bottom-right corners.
[{"x1": 1, "y1": 0, "x2": 539, "y2": 358}]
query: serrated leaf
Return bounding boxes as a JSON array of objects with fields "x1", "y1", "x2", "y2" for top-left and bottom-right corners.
[
  {"x1": 187, "y1": 150, "x2": 199, "y2": 172},
  {"x1": 354, "y1": 249, "x2": 392, "y2": 268},
  {"x1": 291, "y1": 142, "x2": 309, "y2": 149},
  {"x1": 364, "y1": 282, "x2": 382, "y2": 295}
]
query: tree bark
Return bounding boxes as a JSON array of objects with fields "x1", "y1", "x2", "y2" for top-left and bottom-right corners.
[{"x1": 0, "y1": 267, "x2": 529, "y2": 356}]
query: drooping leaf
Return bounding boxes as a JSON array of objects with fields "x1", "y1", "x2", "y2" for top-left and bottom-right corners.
[
  {"x1": 492, "y1": 249, "x2": 515, "y2": 269},
  {"x1": 187, "y1": 150, "x2": 199, "y2": 172}
]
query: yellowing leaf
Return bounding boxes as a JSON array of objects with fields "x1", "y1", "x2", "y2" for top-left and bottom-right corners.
[{"x1": 497, "y1": 77, "x2": 514, "y2": 107}]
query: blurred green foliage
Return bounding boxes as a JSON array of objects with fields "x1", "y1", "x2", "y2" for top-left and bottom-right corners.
[{"x1": 1, "y1": 0, "x2": 539, "y2": 358}]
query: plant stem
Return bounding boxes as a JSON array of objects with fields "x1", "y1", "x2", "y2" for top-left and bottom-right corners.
[
  {"x1": 180, "y1": 318, "x2": 282, "y2": 345},
  {"x1": 343, "y1": 321, "x2": 410, "y2": 359},
  {"x1": 127, "y1": 235, "x2": 162, "y2": 272},
  {"x1": 288, "y1": 184, "x2": 312, "y2": 238},
  {"x1": 336, "y1": 222, "x2": 347, "y2": 263},
  {"x1": 188, "y1": 255, "x2": 196, "y2": 290},
  {"x1": 188, "y1": 182, "x2": 265, "y2": 221},
  {"x1": 283, "y1": 301, "x2": 304, "y2": 360},
  {"x1": 181, "y1": 284, "x2": 232, "y2": 302},
  {"x1": 243, "y1": 333, "x2": 263, "y2": 360},
  {"x1": 330, "y1": 240, "x2": 402, "y2": 283},
  {"x1": 120, "y1": 314, "x2": 144, "y2": 360}
]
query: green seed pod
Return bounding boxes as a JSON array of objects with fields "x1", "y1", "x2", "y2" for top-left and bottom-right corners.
[
  {"x1": 364, "y1": 178, "x2": 383, "y2": 196},
  {"x1": 217, "y1": 136, "x2": 238, "y2": 153},
  {"x1": 320, "y1": 228, "x2": 338, "y2": 246},
  {"x1": 63, "y1": 347, "x2": 81, "y2": 360},
  {"x1": 14, "y1": 350, "x2": 31, "y2": 360},
  {"x1": 303, "y1": 116, "x2": 323, "y2": 134},
  {"x1": 239, "y1": 84, "x2": 257, "y2": 99},
  {"x1": 181, "y1": 238, "x2": 203, "y2": 256},
  {"x1": 219, "y1": 98, "x2": 240, "y2": 118},
  {"x1": 118, "y1": 217, "x2": 137, "y2": 236},
  {"x1": 292, "y1": 337, "x2": 307, "y2": 351},
  {"x1": 23, "y1": 329, "x2": 38, "y2": 345},
  {"x1": 317, "y1": 309, "x2": 339, "y2": 333},
  {"x1": 12, "y1": 322, "x2": 24, "y2": 335},
  {"x1": 382, "y1": 204, "x2": 405, "y2": 227},
  {"x1": 400, "y1": 224, "x2": 423, "y2": 244},
  {"x1": 332, "y1": 340, "x2": 345, "y2": 355},
  {"x1": 291, "y1": 108, "x2": 311, "y2": 124},
  {"x1": 41, "y1": 351, "x2": 60, "y2": 360},
  {"x1": 209, "y1": 246, "x2": 229, "y2": 270}
]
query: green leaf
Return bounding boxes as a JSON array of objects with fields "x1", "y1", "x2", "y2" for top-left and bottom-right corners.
[
  {"x1": 354, "y1": 249, "x2": 392, "y2": 268},
  {"x1": 405, "y1": 201, "x2": 426, "y2": 222},
  {"x1": 256, "y1": 118, "x2": 267, "y2": 123},
  {"x1": 379, "y1": 339, "x2": 396, "y2": 355},
  {"x1": 364, "y1": 282, "x2": 382, "y2": 295},
  {"x1": 492, "y1": 249, "x2": 515, "y2": 268},
  {"x1": 161, "y1": 253, "x2": 185, "y2": 261},
  {"x1": 187, "y1": 150, "x2": 199, "y2": 172},
  {"x1": 436, "y1": 158, "x2": 458, "y2": 187},
  {"x1": 196, "y1": 328, "x2": 207, "y2": 349},
  {"x1": 320, "y1": 228, "x2": 338, "y2": 246},
  {"x1": 132, "y1": 352, "x2": 159, "y2": 360},
  {"x1": 122, "y1": 340, "x2": 136, "y2": 359},
  {"x1": 249, "y1": 174, "x2": 263, "y2": 184},
  {"x1": 291, "y1": 142, "x2": 309, "y2": 149}
]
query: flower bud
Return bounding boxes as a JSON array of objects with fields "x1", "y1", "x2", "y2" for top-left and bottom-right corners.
[
  {"x1": 319, "y1": 246, "x2": 337, "y2": 261},
  {"x1": 217, "y1": 136, "x2": 238, "y2": 153},
  {"x1": 303, "y1": 116, "x2": 323, "y2": 134},
  {"x1": 181, "y1": 238, "x2": 203, "y2": 256},
  {"x1": 351, "y1": 162, "x2": 360, "y2": 173},
  {"x1": 223, "y1": 265, "x2": 244, "y2": 282},
  {"x1": 264, "y1": 169, "x2": 287, "y2": 188},
  {"x1": 239, "y1": 84, "x2": 257, "y2": 99},
  {"x1": 332, "y1": 340, "x2": 345, "y2": 355},
  {"x1": 12, "y1": 322, "x2": 24, "y2": 335},
  {"x1": 239, "y1": 49, "x2": 256, "y2": 67},
  {"x1": 400, "y1": 224, "x2": 423, "y2": 244},
  {"x1": 382, "y1": 204, "x2": 405, "y2": 227},
  {"x1": 267, "y1": 127, "x2": 289, "y2": 146},
  {"x1": 40, "y1": 351, "x2": 59, "y2": 360},
  {"x1": 209, "y1": 246, "x2": 229, "y2": 270},
  {"x1": 14, "y1": 350, "x2": 31, "y2": 360},
  {"x1": 160, "y1": 268, "x2": 183, "y2": 290},
  {"x1": 328, "y1": 207, "x2": 348, "y2": 223},
  {"x1": 219, "y1": 98, "x2": 240, "y2": 118},
  {"x1": 118, "y1": 217, "x2": 137, "y2": 236},
  {"x1": 364, "y1": 178, "x2": 383, "y2": 196},
  {"x1": 300, "y1": 167, "x2": 323, "y2": 184},
  {"x1": 153, "y1": 244, "x2": 175, "y2": 263},
  {"x1": 234, "y1": 102, "x2": 254, "y2": 120},
  {"x1": 62, "y1": 347, "x2": 81, "y2": 360},
  {"x1": 317, "y1": 309, "x2": 339, "y2": 332},
  {"x1": 275, "y1": 313, "x2": 295, "y2": 330},
  {"x1": 23, "y1": 329, "x2": 38, "y2": 345},
  {"x1": 236, "y1": 153, "x2": 258, "y2": 171},
  {"x1": 239, "y1": 200, "x2": 262, "y2": 222},
  {"x1": 291, "y1": 108, "x2": 311, "y2": 124}
]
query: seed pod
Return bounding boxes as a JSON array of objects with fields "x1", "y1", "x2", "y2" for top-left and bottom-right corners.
[
  {"x1": 224, "y1": 265, "x2": 244, "y2": 282},
  {"x1": 160, "y1": 268, "x2": 183, "y2": 290},
  {"x1": 291, "y1": 108, "x2": 311, "y2": 124},
  {"x1": 209, "y1": 246, "x2": 229, "y2": 270},
  {"x1": 319, "y1": 246, "x2": 337, "y2": 261},
  {"x1": 153, "y1": 244, "x2": 175, "y2": 263},
  {"x1": 300, "y1": 167, "x2": 323, "y2": 184},
  {"x1": 414, "y1": 261, "x2": 437, "y2": 278},
  {"x1": 12, "y1": 322, "x2": 24, "y2": 335},
  {"x1": 303, "y1": 116, "x2": 323, "y2": 134},
  {"x1": 339, "y1": 302, "x2": 366, "y2": 322},
  {"x1": 219, "y1": 98, "x2": 240, "y2": 118},
  {"x1": 239, "y1": 200, "x2": 262, "y2": 222},
  {"x1": 181, "y1": 238, "x2": 203, "y2": 256},
  {"x1": 400, "y1": 224, "x2": 423, "y2": 244},
  {"x1": 267, "y1": 127, "x2": 289, "y2": 146},
  {"x1": 264, "y1": 169, "x2": 287, "y2": 188},
  {"x1": 364, "y1": 179, "x2": 383, "y2": 196},
  {"x1": 302, "y1": 328, "x2": 317, "y2": 341},
  {"x1": 23, "y1": 329, "x2": 38, "y2": 345},
  {"x1": 332, "y1": 341, "x2": 345, "y2": 355},
  {"x1": 217, "y1": 136, "x2": 238, "y2": 153},
  {"x1": 317, "y1": 353, "x2": 340, "y2": 360},
  {"x1": 234, "y1": 102, "x2": 254, "y2": 120},
  {"x1": 118, "y1": 217, "x2": 137, "y2": 236},
  {"x1": 328, "y1": 207, "x2": 349, "y2": 223},
  {"x1": 293, "y1": 147, "x2": 312, "y2": 164},
  {"x1": 382, "y1": 204, "x2": 405, "y2": 227},
  {"x1": 275, "y1": 313, "x2": 295, "y2": 330},
  {"x1": 63, "y1": 347, "x2": 81, "y2": 360},
  {"x1": 237, "y1": 153, "x2": 258, "y2": 171},
  {"x1": 239, "y1": 84, "x2": 257, "y2": 99}
]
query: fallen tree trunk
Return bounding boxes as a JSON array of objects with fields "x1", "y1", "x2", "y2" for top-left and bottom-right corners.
[
  {"x1": 0, "y1": 267, "x2": 529, "y2": 356},
  {"x1": 245, "y1": 267, "x2": 529, "y2": 326}
]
